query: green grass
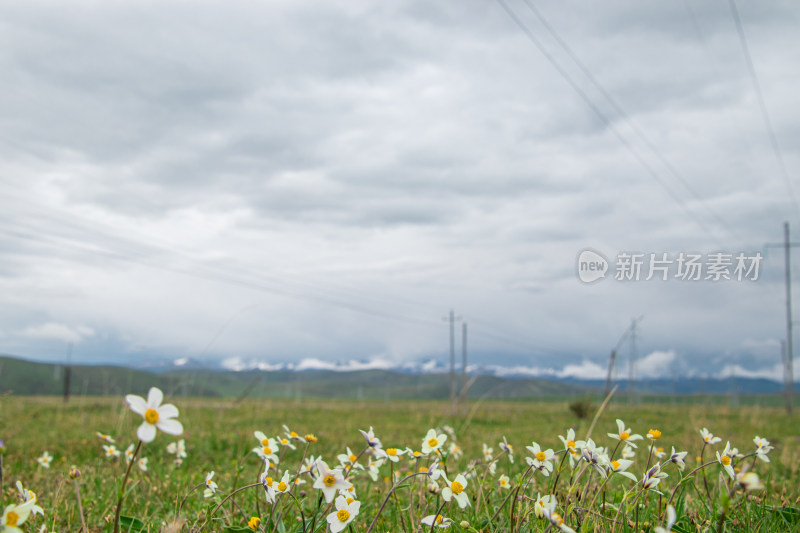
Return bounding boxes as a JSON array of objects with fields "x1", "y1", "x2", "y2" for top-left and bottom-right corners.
[{"x1": 1, "y1": 393, "x2": 798, "y2": 532}]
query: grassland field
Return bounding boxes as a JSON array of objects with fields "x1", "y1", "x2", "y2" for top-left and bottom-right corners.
[{"x1": 1, "y1": 394, "x2": 799, "y2": 532}]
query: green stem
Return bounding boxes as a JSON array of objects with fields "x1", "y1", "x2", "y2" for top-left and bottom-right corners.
[{"x1": 113, "y1": 439, "x2": 142, "y2": 533}]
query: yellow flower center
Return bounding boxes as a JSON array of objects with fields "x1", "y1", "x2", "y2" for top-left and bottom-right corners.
[
  {"x1": 536, "y1": 451, "x2": 546, "y2": 462},
  {"x1": 261, "y1": 438, "x2": 270, "y2": 445},
  {"x1": 144, "y1": 408, "x2": 159, "y2": 424},
  {"x1": 6, "y1": 511, "x2": 20, "y2": 527},
  {"x1": 387, "y1": 448, "x2": 398, "y2": 456},
  {"x1": 611, "y1": 460, "x2": 621, "y2": 470},
  {"x1": 567, "y1": 440, "x2": 576, "y2": 449},
  {"x1": 500, "y1": 479, "x2": 507, "y2": 486},
  {"x1": 336, "y1": 509, "x2": 350, "y2": 522},
  {"x1": 657, "y1": 447, "x2": 664, "y2": 454},
  {"x1": 418, "y1": 466, "x2": 429, "y2": 473},
  {"x1": 552, "y1": 512, "x2": 564, "y2": 525},
  {"x1": 428, "y1": 438, "x2": 438, "y2": 447},
  {"x1": 265, "y1": 477, "x2": 273, "y2": 487},
  {"x1": 277, "y1": 481, "x2": 287, "y2": 491},
  {"x1": 281, "y1": 439, "x2": 289, "y2": 445},
  {"x1": 346, "y1": 497, "x2": 354, "y2": 504},
  {"x1": 349, "y1": 454, "x2": 357, "y2": 463},
  {"x1": 451, "y1": 481, "x2": 464, "y2": 494},
  {"x1": 620, "y1": 431, "x2": 630, "y2": 440},
  {"x1": 648, "y1": 429, "x2": 662, "y2": 439},
  {"x1": 721, "y1": 455, "x2": 731, "y2": 466},
  {"x1": 290, "y1": 431, "x2": 298, "y2": 438},
  {"x1": 263, "y1": 446, "x2": 272, "y2": 455},
  {"x1": 323, "y1": 475, "x2": 336, "y2": 487},
  {"x1": 413, "y1": 451, "x2": 422, "y2": 457},
  {"x1": 248, "y1": 517, "x2": 260, "y2": 530},
  {"x1": 435, "y1": 515, "x2": 443, "y2": 524},
  {"x1": 704, "y1": 436, "x2": 711, "y2": 442},
  {"x1": 305, "y1": 434, "x2": 317, "y2": 442}
]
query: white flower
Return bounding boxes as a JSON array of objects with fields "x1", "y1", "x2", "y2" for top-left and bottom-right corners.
[
  {"x1": 668, "y1": 447, "x2": 688, "y2": 471},
  {"x1": 36, "y1": 451, "x2": 53, "y2": 469},
  {"x1": 654, "y1": 505, "x2": 676, "y2": 533},
  {"x1": 275, "y1": 471, "x2": 292, "y2": 494},
  {"x1": 525, "y1": 442, "x2": 555, "y2": 476},
  {"x1": 533, "y1": 493, "x2": 556, "y2": 518},
  {"x1": 737, "y1": 471, "x2": 764, "y2": 491},
  {"x1": 716, "y1": 442, "x2": 736, "y2": 480},
  {"x1": 498, "y1": 474, "x2": 511, "y2": 489},
  {"x1": 125, "y1": 387, "x2": 183, "y2": 443},
  {"x1": 103, "y1": 445, "x2": 121, "y2": 459},
  {"x1": 641, "y1": 463, "x2": 668, "y2": 493},
  {"x1": 96, "y1": 432, "x2": 115, "y2": 444},
  {"x1": 2, "y1": 500, "x2": 36, "y2": 533},
  {"x1": 542, "y1": 506, "x2": 576, "y2": 533},
  {"x1": 282, "y1": 424, "x2": 307, "y2": 443},
  {"x1": 482, "y1": 443, "x2": 493, "y2": 461},
  {"x1": 421, "y1": 514, "x2": 453, "y2": 529},
  {"x1": 166, "y1": 439, "x2": 187, "y2": 459},
  {"x1": 253, "y1": 432, "x2": 280, "y2": 464},
  {"x1": 441, "y1": 474, "x2": 470, "y2": 509},
  {"x1": 607, "y1": 419, "x2": 643, "y2": 448},
  {"x1": 125, "y1": 444, "x2": 136, "y2": 463},
  {"x1": 15, "y1": 482, "x2": 43, "y2": 517},
  {"x1": 753, "y1": 436, "x2": 773, "y2": 462},
  {"x1": 421, "y1": 429, "x2": 447, "y2": 455},
  {"x1": 700, "y1": 428, "x2": 721, "y2": 445},
  {"x1": 137, "y1": 457, "x2": 148, "y2": 472},
  {"x1": 203, "y1": 471, "x2": 218, "y2": 498},
  {"x1": 326, "y1": 495, "x2": 360, "y2": 533},
  {"x1": 358, "y1": 426, "x2": 382, "y2": 449},
  {"x1": 608, "y1": 459, "x2": 637, "y2": 483},
  {"x1": 312, "y1": 460, "x2": 352, "y2": 503},
  {"x1": 377, "y1": 447, "x2": 406, "y2": 463},
  {"x1": 337, "y1": 447, "x2": 361, "y2": 469},
  {"x1": 499, "y1": 436, "x2": 514, "y2": 463}
]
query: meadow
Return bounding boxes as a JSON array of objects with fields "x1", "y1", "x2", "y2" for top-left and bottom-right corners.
[{"x1": 1, "y1": 392, "x2": 798, "y2": 532}]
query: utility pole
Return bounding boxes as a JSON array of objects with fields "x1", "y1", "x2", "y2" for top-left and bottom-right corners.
[
  {"x1": 63, "y1": 343, "x2": 72, "y2": 404},
  {"x1": 628, "y1": 319, "x2": 638, "y2": 405},
  {"x1": 784, "y1": 222, "x2": 795, "y2": 414},
  {"x1": 604, "y1": 316, "x2": 643, "y2": 398},
  {"x1": 442, "y1": 309, "x2": 461, "y2": 412},
  {"x1": 766, "y1": 222, "x2": 798, "y2": 415},
  {"x1": 461, "y1": 323, "x2": 468, "y2": 397}
]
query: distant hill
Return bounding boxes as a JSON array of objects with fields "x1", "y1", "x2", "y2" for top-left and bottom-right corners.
[
  {"x1": 0, "y1": 354, "x2": 787, "y2": 400},
  {"x1": 0, "y1": 355, "x2": 588, "y2": 399}
]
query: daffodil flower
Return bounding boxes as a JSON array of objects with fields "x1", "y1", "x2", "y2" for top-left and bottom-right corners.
[
  {"x1": 125, "y1": 387, "x2": 183, "y2": 443},
  {"x1": 137, "y1": 457, "x2": 148, "y2": 472},
  {"x1": 378, "y1": 447, "x2": 406, "y2": 463},
  {"x1": 253, "y1": 432, "x2": 280, "y2": 464},
  {"x1": 275, "y1": 471, "x2": 292, "y2": 494},
  {"x1": 103, "y1": 445, "x2": 121, "y2": 458},
  {"x1": 448, "y1": 442, "x2": 463, "y2": 460},
  {"x1": 96, "y1": 432, "x2": 115, "y2": 444},
  {"x1": 607, "y1": 419, "x2": 643, "y2": 448},
  {"x1": 326, "y1": 495, "x2": 360, "y2": 533},
  {"x1": 313, "y1": 460, "x2": 352, "y2": 503},
  {"x1": 608, "y1": 459, "x2": 637, "y2": 482},
  {"x1": 282, "y1": 424, "x2": 307, "y2": 443},
  {"x1": 668, "y1": 447, "x2": 688, "y2": 471},
  {"x1": 336, "y1": 447, "x2": 361, "y2": 469},
  {"x1": 716, "y1": 442, "x2": 736, "y2": 480},
  {"x1": 699, "y1": 428, "x2": 721, "y2": 445},
  {"x1": 203, "y1": 471, "x2": 218, "y2": 498},
  {"x1": 166, "y1": 439, "x2": 187, "y2": 459},
  {"x1": 441, "y1": 473, "x2": 470, "y2": 508},
  {"x1": 641, "y1": 463, "x2": 668, "y2": 493},
  {"x1": 737, "y1": 471, "x2": 764, "y2": 491},
  {"x1": 358, "y1": 426, "x2": 382, "y2": 449},
  {"x1": 125, "y1": 444, "x2": 136, "y2": 463},
  {"x1": 2, "y1": 500, "x2": 36, "y2": 533},
  {"x1": 525, "y1": 442, "x2": 555, "y2": 476},
  {"x1": 499, "y1": 436, "x2": 514, "y2": 463},
  {"x1": 498, "y1": 474, "x2": 511, "y2": 489},
  {"x1": 15, "y1": 481, "x2": 43, "y2": 517},
  {"x1": 753, "y1": 436, "x2": 773, "y2": 462},
  {"x1": 421, "y1": 514, "x2": 453, "y2": 529},
  {"x1": 541, "y1": 506, "x2": 576, "y2": 533},
  {"x1": 533, "y1": 493, "x2": 556, "y2": 519},
  {"x1": 421, "y1": 429, "x2": 447, "y2": 455},
  {"x1": 36, "y1": 451, "x2": 52, "y2": 469}
]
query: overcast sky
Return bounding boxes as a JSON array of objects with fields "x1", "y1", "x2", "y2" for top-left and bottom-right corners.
[{"x1": 1, "y1": 0, "x2": 798, "y2": 381}]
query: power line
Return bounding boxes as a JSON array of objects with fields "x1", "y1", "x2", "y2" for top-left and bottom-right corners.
[
  {"x1": 519, "y1": 0, "x2": 742, "y2": 243},
  {"x1": 728, "y1": 0, "x2": 800, "y2": 223},
  {"x1": 494, "y1": 0, "x2": 727, "y2": 245}
]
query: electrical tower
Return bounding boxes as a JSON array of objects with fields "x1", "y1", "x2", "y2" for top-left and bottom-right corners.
[{"x1": 604, "y1": 316, "x2": 644, "y2": 398}]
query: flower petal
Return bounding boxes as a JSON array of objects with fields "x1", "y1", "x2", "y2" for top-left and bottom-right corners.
[
  {"x1": 126, "y1": 395, "x2": 147, "y2": 416},
  {"x1": 137, "y1": 422, "x2": 157, "y2": 443},
  {"x1": 147, "y1": 387, "x2": 164, "y2": 408},
  {"x1": 157, "y1": 418, "x2": 184, "y2": 436},
  {"x1": 159, "y1": 404, "x2": 179, "y2": 419}
]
